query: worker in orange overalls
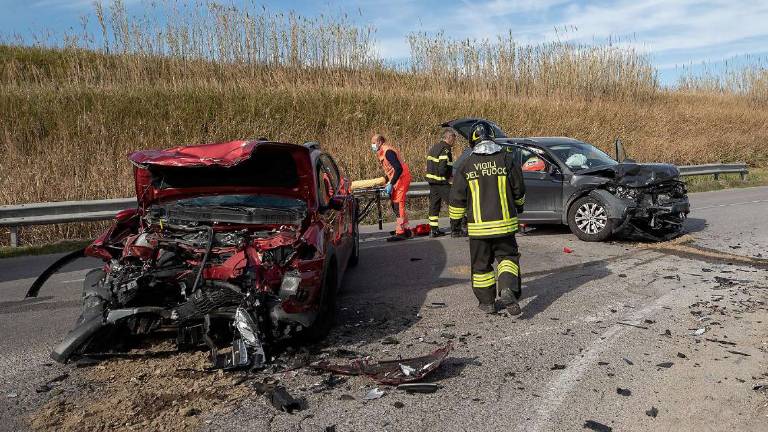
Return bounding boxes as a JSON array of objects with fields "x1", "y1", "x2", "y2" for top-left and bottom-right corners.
[{"x1": 371, "y1": 134, "x2": 412, "y2": 241}]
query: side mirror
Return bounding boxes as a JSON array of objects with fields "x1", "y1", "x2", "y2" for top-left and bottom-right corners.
[
  {"x1": 327, "y1": 196, "x2": 345, "y2": 211},
  {"x1": 547, "y1": 162, "x2": 560, "y2": 175}
]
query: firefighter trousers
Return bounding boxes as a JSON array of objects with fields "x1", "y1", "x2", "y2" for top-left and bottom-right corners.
[
  {"x1": 469, "y1": 235, "x2": 521, "y2": 305},
  {"x1": 428, "y1": 184, "x2": 450, "y2": 229}
]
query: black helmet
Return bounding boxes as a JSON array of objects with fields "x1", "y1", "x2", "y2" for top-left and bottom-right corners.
[{"x1": 469, "y1": 121, "x2": 496, "y2": 147}]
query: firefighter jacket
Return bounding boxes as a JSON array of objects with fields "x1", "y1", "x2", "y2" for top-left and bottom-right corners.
[
  {"x1": 449, "y1": 141, "x2": 526, "y2": 239},
  {"x1": 425, "y1": 140, "x2": 453, "y2": 185}
]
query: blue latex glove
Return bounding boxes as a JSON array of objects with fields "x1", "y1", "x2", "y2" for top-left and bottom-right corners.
[{"x1": 384, "y1": 183, "x2": 393, "y2": 196}]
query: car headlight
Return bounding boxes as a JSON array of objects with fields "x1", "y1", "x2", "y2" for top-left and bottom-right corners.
[
  {"x1": 234, "y1": 307, "x2": 259, "y2": 346},
  {"x1": 279, "y1": 270, "x2": 302, "y2": 299}
]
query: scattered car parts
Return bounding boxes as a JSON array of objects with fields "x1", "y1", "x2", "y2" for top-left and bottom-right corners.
[{"x1": 311, "y1": 343, "x2": 452, "y2": 385}]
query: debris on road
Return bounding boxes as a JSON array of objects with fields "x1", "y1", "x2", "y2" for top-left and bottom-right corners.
[
  {"x1": 563, "y1": 247, "x2": 574, "y2": 254},
  {"x1": 676, "y1": 352, "x2": 687, "y2": 359},
  {"x1": 393, "y1": 401, "x2": 405, "y2": 408},
  {"x1": 269, "y1": 386, "x2": 303, "y2": 413},
  {"x1": 645, "y1": 406, "x2": 659, "y2": 418},
  {"x1": 623, "y1": 357, "x2": 634, "y2": 366},
  {"x1": 617, "y1": 321, "x2": 649, "y2": 330},
  {"x1": 616, "y1": 387, "x2": 632, "y2": 396},
  {"x1": 551, "y1": 364, "x2": 566, "y2": 370},
  {"x1": 583, "y1": 419, "x2": 613, "y2": 431},
  {"x1": 397, "y1": 383, "x2": 440, "y2": 394},
  {"x1": 706, "y1": 337, "x2": 737, "y2": 346},
  {"x1": 656, "y1": 362, "x2": 674, "y2": 369},
  {"x1": 726, "y1": 350, "x2": 751, "y2": 357},
  {"x1": 427, "y1": 302, "x2": 447, "y2": 308},
  {"x1": 363, "y1": 388, "x2": 385, "y2": 400},
  {"x1": 311, "y1": 343, "x2": 452, "y2": 385},
  {"x1": 693, "y1": 328, "x2": 707, "y2": 336},
  {"x1": 35, "y1": 373, "x2": 70, "y2": 393},
  {"x1": 381, "y1": 337, "x2": 400, "y2": 345}
]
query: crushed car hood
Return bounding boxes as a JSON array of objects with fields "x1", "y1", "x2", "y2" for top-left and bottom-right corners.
[
  {"x1": 577, "y1": 162, "x2": 680, "y2": 187},
  {"x1": 129, "y1": 140, "x2": 315, "y2": 208}
]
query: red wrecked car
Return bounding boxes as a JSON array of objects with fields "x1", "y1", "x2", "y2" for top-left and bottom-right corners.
[{"x1": 36, "y1": 139, "x2": 359, "y2": 369}]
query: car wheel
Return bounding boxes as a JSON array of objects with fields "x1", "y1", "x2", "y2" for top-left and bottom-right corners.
[
  {"x1": 567, "y1": 196, "x2": 614, "y2": 242},
  {"x1": 348, "y1": 220, "x2": 360, "y2": 267},
  {"x1": 304, "y1": 259, "x2": 337, "y2": 341}
]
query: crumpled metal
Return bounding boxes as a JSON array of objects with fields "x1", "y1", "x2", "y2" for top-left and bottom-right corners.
[{"x1": 311, "y1": 342, "x2": 452, "y2": 385}]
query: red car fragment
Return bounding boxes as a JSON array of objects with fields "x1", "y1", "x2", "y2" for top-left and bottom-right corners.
[{"x1": 311, "y1": 342, "x2": 453, "y2": 385}]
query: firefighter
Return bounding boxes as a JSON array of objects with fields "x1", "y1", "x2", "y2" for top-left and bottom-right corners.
[
  {"x1": 371, "y1": 134, "x2": 412, "y2": 241},
  {"x1": 425, "y1": 129, "x2": 456, "y2": 237},
  {"x1": 449, "y1": 121, "x2": 526, "y2": 314}
]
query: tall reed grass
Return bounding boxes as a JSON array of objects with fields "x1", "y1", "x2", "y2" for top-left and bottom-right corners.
[{"x1": 1, "y1": 0, "x2": 767, "y2": 245}]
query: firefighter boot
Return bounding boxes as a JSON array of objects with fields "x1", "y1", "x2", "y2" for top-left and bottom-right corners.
[
  {"x1": 473, "y1": 287, "x2": 497, "y2": 314},
  {"x1": 498, "y1": 278, "x2": 522, "y2": 316}
]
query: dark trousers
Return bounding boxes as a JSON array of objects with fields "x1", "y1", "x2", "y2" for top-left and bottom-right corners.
[
  {"x1": 428, "y1": 184, "x2": 450, "y2": 229},
  {"x1": 469, "y1": 235, "x2": 521, "y2": 301}
]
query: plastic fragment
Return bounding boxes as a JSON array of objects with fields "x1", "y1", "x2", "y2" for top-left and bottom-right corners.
[{"x1": 363, "y1": 388, "x2": 385, "y2": 400}]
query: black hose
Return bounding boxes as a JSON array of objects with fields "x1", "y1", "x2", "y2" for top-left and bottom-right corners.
[
  {"x1": 191, "y1": 226, "x2": 214, "y2": 292},
  {"x1": 26, "y1": 248, "x2": 86, "y2": 298}
]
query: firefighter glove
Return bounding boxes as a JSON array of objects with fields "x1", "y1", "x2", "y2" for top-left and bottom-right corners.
[{"x1": 385, "y1": 183, "x2": 393, "y2": 196}]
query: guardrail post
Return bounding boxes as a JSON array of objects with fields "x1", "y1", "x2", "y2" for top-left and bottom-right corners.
[
  {"x1": 9, "y1": 226, "x2": 18, "y2": 248},
  {"x1": 713, "y1": 173, "x2": 719, "y2": 180},
  {"x1": 740, "y1": 171, "x2": 746, "y2": 181}
]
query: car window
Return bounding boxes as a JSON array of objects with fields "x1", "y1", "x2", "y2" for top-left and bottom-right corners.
[
  {"x1": 548, "y1": 143, "x2": 617, "y2": 171},
  {"x1": 317, "y1": 154, "x2": 340, "y2": 205},
  {"x1": 521, "y1": 149, "x2": 548, "y2": 172}
]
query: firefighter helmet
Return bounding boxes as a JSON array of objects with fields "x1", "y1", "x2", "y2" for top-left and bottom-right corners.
[{"x1": 469, "y1": 121, "x2": 496, "y2": 147}]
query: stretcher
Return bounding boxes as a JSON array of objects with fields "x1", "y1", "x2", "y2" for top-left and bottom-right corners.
[
  {"x1": 353, "y1": 186, "x2": 388, "y2": 230},
  {"x1": 351, "y1": 177, "x2": 388, "y2": 230}
]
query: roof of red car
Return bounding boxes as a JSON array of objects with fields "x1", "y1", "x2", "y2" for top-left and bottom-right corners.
[{"x1": 128, "y1": 140, "x2": 308, "y2": 168}]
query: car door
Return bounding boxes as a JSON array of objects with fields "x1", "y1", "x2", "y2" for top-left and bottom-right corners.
[{"x1": 517, "y1": 147, "x2": 564, "y2": 223}]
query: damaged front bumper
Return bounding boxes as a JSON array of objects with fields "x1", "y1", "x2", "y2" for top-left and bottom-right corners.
[{"x1": 590, "y1": 187, "x2": 690, "y2": 240}]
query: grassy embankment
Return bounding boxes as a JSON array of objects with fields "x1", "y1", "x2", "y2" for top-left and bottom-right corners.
[{"x1": 1, "y1": 1, "x2": 767, "y2": 247}]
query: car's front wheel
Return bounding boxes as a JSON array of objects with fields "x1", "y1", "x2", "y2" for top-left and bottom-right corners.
[{"x1": 567, "y1": 196, "x2": 614, "y2": 242}]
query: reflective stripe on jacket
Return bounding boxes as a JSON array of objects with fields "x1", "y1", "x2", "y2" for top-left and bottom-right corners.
[
  {"x1": 425, "y1": 141, "x2": 453, "y2": 185},
  {"x1": 449, "y1": 143, "x2": 526, "y2": 239}
]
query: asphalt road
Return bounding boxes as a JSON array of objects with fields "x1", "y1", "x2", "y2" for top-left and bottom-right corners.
[{"x1": 1, "y1": 186, "x2": 767, "y2": 431}]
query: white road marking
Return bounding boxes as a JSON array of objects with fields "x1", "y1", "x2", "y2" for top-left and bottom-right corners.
[
  {"x1": 522, "y1": 288, "x2": 678, "y2": 432},
  {"x1": 61, "y1": 278, "x2": 85, "y2": 284},
  {"x1": 694, "y1": 199, "x2": 768, "y2": 211}
]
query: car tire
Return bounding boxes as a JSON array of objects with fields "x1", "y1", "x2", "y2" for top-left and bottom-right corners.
[
  {"x1": 567, "y1": 196, "x2": 614, "y2": 242},
  {"x1": 304, "y1": 259, "x2": 338, "y2": 341},
  {"x1": 348, "y1": 220, "x2": 360, "y2": 267}
]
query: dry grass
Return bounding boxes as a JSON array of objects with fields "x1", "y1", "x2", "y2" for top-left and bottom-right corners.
[{"x1": 1, "y1": 1, "x2": 767, "y2": 246}]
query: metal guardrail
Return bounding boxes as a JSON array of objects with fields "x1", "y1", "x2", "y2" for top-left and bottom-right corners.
[
  {"x1": 677, "y1": 163, "x2": 748, "y2": 179},
  {"x1": 0, "y1": 163, "x2": 749, "y2": 247}
]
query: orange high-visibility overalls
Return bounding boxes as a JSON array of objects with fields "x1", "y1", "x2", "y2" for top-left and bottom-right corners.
[{"x1": 377, "y1": 143, "x2": 411, "y2": 234}]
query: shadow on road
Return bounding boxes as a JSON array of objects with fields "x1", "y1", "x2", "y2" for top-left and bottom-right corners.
[
  {"x1": 520, "y1": 259, "x2": 612, "y2": 320},
  {"x1": 333, "y1": 236, "x2": 463, "y2": 346},
  {"x1": 683, "y1": 217, "x2": 707, "y2": 234}
]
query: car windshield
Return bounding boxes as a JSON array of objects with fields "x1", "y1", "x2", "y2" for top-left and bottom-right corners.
[
  {"x1": 172, "y1": 194, "x2": 307, "y2": 211},
  {"x1": 547, "y1": 143, "x2": 618, "y2": 171}
]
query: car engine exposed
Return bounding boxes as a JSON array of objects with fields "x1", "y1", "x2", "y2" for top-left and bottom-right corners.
[{"x1": 49, "y1": 200, "x2": 326, "y2": 370}]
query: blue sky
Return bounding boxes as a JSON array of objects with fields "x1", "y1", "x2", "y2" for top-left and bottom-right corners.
[{"x1": 3, "y1": 0, "x2": 768, "y2": 85}]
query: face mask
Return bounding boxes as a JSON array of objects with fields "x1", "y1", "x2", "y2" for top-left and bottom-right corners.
[{"x1": 371, "y1": 144, "x2": 378, "y2": 153}]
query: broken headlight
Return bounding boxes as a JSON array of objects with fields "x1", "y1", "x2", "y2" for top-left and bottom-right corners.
[
  {"x1": 234, "y1": 307, "x2": 260, "y2": 346},
  {"x1": 614, "y1": 186, "x2": 639, "y2": 201},
  {"x1": 279, "y1": 270, "x2": 301, "y2": 299}
]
